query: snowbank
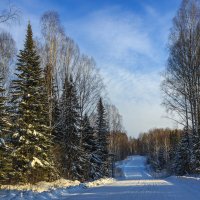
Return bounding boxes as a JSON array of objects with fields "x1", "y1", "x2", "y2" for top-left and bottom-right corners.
[
  {"x1": 0, "y1": 179, "x2": 80, "y2": 192},
  {"x1": 0, "y1": 178, "x2": 115, "y2": 199}
]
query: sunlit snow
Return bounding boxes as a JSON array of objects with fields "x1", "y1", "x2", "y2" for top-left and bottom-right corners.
[{"x1": 1, "y1": 156, "x2": 200, "y2": 199}]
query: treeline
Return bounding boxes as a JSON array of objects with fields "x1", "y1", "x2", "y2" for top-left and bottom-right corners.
[
  {"x1": 128, "y1": 128, "x2": 182, "y2": 173},
  {"x1": 0, "y1": 9, "x2": 128, "y2": 184}
]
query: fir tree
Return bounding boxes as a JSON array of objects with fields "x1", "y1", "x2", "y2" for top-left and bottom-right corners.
[
  {"x1": 60, "y1": 75, "x2": 85, "y2": 180},
  {"x1": 95, "y1": 98, "x2": 109, "y2": 177},
  {"x1": 9, "y1": 23, "x2": 57, "y2": 183}
]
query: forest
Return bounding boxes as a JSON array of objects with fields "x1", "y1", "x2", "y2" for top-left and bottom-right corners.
[{"x1": 0, "y1": 6, "x2": 131, "y2": 185}]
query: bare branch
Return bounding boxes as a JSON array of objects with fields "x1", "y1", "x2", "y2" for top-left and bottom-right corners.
[{"x1": 0, "y1": 4, "x2": 20, "y2": 24}]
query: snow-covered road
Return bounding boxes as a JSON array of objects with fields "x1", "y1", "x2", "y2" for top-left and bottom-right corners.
[{"x1": 64, "y1": 156, "x2": 200, "y2": 200}]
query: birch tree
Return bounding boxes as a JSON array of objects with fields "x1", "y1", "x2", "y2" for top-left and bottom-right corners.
[
  {"x1": 162, "y1": 0, "x2": 200, "y2": 173},
  {"x1": 0, "y1": 31, "x2": 16, "y2": 87}
]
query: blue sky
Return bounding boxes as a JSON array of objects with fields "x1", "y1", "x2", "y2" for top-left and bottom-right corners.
[{"x1": 0, "y1": 0, "x2": 182, "y2": 137}]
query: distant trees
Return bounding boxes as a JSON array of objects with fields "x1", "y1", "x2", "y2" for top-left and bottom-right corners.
[
  {"x1": 109, "y1": 132, "x2": 129, "y2": 161},
  {"x1": 128, "y1": 128, "x2": 182, "y2": 172},
  {"x1": 105, "y1": 104, "x2": 129, "y2": 161}
]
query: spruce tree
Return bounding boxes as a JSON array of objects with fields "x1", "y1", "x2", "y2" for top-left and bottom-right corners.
[
  {"x1": 9, "y1": 23, "x2": 57, "y2": 183},
  {"x1": 158, "y1": 147, "x2": 166, "y2": 170},
  {"x1": 169, "y1": 131, "x2": 180, "y2": 171},
  {"x1": 95, "y1": 98, "x2": 109, "y2": 177},
  {"x1": 51, "y1": 80, "x2": 61, "y2": 142},
  {"x1": 191, "y1": 131, "x2": 200, "y2": 174},
  {"x1": 81, "y1": 114, "x2": 101, "y2": 180},
  {"x1": 174, "y1": 130, "x2": 190, "y2": 175},
  {"x1": 60, "y1": 75, "x2": 85, "y2": 180},
  {"x1": 51, "y1": 80, "x2": 63, "y2": 173}
]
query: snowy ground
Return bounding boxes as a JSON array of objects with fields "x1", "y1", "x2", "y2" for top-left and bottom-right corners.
[
  {"x1": 1, "y1": 156, "x2": 200, "y2": 199},
  {"x1": 61, "y1": 156, "x2": 200, "y2": 200}
]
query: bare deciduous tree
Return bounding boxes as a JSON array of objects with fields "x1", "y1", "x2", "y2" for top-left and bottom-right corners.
[
  {"x1": 161, "y1": 0, "x2": 200, "y2": 173},
  {"x1": 0, "y1": 31, "x2": 16, "y2": 87},
  {"x1": 0, "y1": 4, "x2": 20, "y2": 24},
  {"x1": 162, "y1": 0, "x2": 200, "y2": 134},
  {"x1": 40, "y1": 11, "x2": 65, "y2": 127},
  {"x1": 73, "y1": 55, "x2": 104, "y2": 118},
  {"x1": 40, "y1": 11, "x2": 105, "y2": 126}
]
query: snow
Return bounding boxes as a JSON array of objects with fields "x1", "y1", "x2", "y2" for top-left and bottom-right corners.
[
  {"x1": 30, "y1": 157, "x2": 44, "y2": 168},
  {"x1": 2, "y1": 156, "x2": 200, "y2": 199},
  {"x1": 0, "y1": 179, "x2": 80, "y2": 193},
  {"x1": 0, "y1": 178, "x2": 114, "y2": 199},
  {"x1": 85, "y1": 178, "x2": 115, "y2": 188},
  {"x1": 19, "y1": 136, "x2": 25, "y2": 142},
  {"x1": 12, "y1": 133, "x2": 19, "y2": 138},
  {"x1": 0, "y1": 138, "x2": 6, "y2": 147},
  {"x1": 62, "y1": 156, "x2": 200, "y2": 200},
  {"x1": 178, "y1": 175, "x2": 200, "y2": 180}
]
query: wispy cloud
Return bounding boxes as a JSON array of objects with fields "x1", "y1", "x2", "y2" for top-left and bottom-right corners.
[
  {"x1": 66, "y1": 6, "x2": 161, "y2": 69},
  {"x1": 101, "y1": 65, "x2": 177, "y2": 136},
  {"x1": 65, "y1": 4, "x2": 177, "y2": 136}
]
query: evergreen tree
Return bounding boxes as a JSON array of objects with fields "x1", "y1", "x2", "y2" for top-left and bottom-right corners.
[
  {"x1": 9, "y1": 23, "x2": 57, "y2": 183},
  {"x1": 191, "y1": 131, "x2": 200, "y2": 174},
  {"x1": 158, "y1": 147, "x2": 166, "y2": 170},
  {"x1": 81, "y1": 114, "x2": 101, "y2": 180},
  {"x1": 51, "y1": 80, "x2": 61, "y2": 142},
  {"x1": 95, "y1": 98, "x2": 109, "y2": 177},
  {"x1": 60, "y1": 75, "x2": 85, "y2": 180},
  {"x1": 51, "y1": 79, "x2": 63, "y2": 174},
  {"x1": 174, "y1": 130, "x2": 190, "y2": 175},
  {"x1": 169, "y1": 131, "x2": 180, "y2": 170}
]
